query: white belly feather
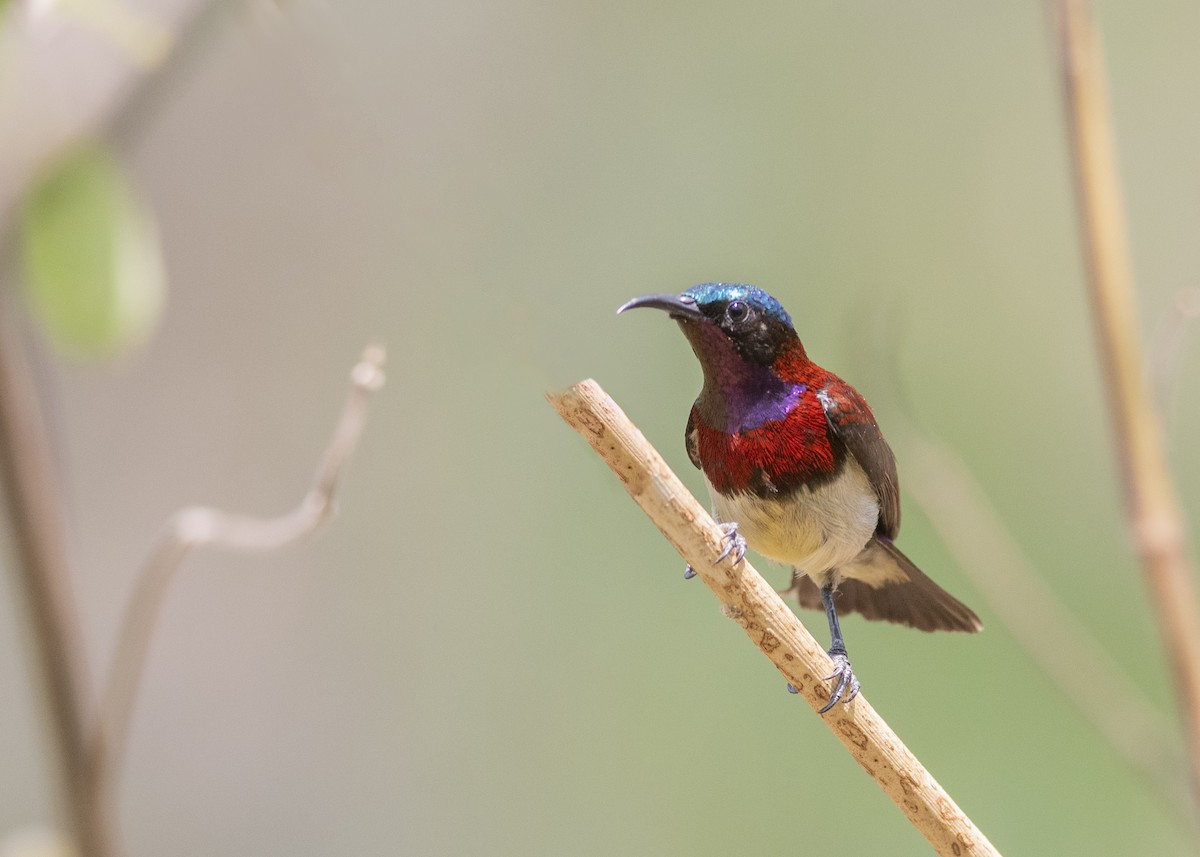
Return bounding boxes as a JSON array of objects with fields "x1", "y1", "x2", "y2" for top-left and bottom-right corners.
[{"x1": 707, "y1": 457, "x2": 879, "y2": 584}]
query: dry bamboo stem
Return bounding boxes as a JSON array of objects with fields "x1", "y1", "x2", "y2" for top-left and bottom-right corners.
[
  {"x1": 549, "y1": 379, "x2": 1000, "y2": 857},
  {"x1": 1053, "y1": 0, "x2": 1200, "y2": 815}
]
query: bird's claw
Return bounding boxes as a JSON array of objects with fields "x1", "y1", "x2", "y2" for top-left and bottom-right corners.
[
  {"x1": 714, "y1": 522, "x2": 747, "y2": 565},
  {"x1": 683, "y1": 522, "x2": 745, "y2": 580},
  {"x1": 818, "y1": 651, "x2": 860, "y2": 714}
]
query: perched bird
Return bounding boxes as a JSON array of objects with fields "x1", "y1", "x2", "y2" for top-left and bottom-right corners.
[{"x1": 618, "y1": 283, "x2": 981, "y2": 712}]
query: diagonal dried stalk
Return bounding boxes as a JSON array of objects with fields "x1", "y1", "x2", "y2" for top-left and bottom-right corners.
[
  {"x1": 1052, "y1": 0, "x2": 1200, "y2": 817},
  {"x1": 550, "y1": 379, "x2": 1001, "y2": 857},
  {"x1": 900, "y1": 432, "x2": 1191, "y2": 827},
  {"x1": 853, "y1": 311, "x2": 1190, "y2": 828},
  {"x1": 94, "y1": 345, "x2": 385, "y2": 786}
]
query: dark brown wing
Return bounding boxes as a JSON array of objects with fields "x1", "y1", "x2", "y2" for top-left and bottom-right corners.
[
  {"x1": 685, "y1": 405, "x2": 702, "y2": 470},
  {"x1": 817, "y1": 382, "x2": 900, "y2": 540},
  {"x1": 794, "y1": 538, "x2": 982, "y2": 633}
]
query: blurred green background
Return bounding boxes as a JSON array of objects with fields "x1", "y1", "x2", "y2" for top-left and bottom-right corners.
[{"x1": 2, "y1": 1, "x2": 1199, "y2": 854}]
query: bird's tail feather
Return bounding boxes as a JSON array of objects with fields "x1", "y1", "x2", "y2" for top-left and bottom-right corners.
[{"x1": 793, "y1": 538, "x2": 982, "y2": 633}]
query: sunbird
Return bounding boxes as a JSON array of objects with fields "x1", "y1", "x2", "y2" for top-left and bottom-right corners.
[{"x1": 619, "y1": 284, "x2": 981, "y2": 711}]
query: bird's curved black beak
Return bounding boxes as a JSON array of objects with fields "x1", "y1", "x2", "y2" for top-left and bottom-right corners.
[{"x1": 616, "y1": 293, "x2": 704, "y2": 321}]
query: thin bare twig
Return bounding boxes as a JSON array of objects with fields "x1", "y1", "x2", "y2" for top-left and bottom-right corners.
[
  {"x1": 1150, "y1": 286, "x2": 1200, "y2": 408},
  {"x1": 900, "y1": 433, "x2": 1191, "y2": 827},
  {"x1": 855, "y1": 313, "x2": 1190, "y2": 828},
  {"x1": 1053, "y1": 0, "x2": 1200, "y2": 816},
  {"x1": 94, "y1": 345, "x2": 385, "y2": 784},
  {"x1": 0, "y1": 293, "x2": 116, "y2": 857},
  {"x1": 550, "y1": 379, "x2": 1001, "y2": 857}
]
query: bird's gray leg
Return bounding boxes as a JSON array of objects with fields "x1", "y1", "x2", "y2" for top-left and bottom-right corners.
[{"x1": 818, "y1": 583, "x2": 860, "y2": 713}]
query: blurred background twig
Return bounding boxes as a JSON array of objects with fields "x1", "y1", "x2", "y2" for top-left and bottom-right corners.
[
  {"x1": 1150, "y1": 287, "x2": 1200, "y2": 410},
  {"x1": 1052, "y1": 0, "x2": 1200, "y2": 821},
  {"x1": 902, "y1": 428, "x2": 1191, "y2": 826},
  {"x1": 857, "y1": 312, "x2": 1193, "y2": 832},
  {"x1": 96, "y1": 345, "x2": 385, "y2": 789},
  {"x1": 0, "y1": 292, "x2": 115, "y2": 856}
]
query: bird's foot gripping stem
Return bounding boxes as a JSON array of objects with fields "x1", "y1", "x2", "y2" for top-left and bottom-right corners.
[
  {"x1": 818, "y1": 648, "x2": 860, "y2": 714},
  {"x1": 684, "y1": 522, "x2": 746, "y2": 579}
]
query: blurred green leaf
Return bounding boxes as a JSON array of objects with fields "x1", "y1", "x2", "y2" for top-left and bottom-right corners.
[{"x1": 18, "y1": 144, "x2": 165, "y2": 359}]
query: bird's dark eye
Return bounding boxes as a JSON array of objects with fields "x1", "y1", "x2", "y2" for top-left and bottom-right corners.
[{"x1": 726, "y1": 300, "x2": 750, "y2": 324}]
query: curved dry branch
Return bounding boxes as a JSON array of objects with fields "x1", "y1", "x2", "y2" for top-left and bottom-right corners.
[
  {"x1": 549, "y1": 379, "x2": 1000, "y2": 857},
  {"x1": 94, "y1": 345, "x2": 385, "y2": 783},
  {"x1": 1052, "y1": 0, "x2": 1200, "y2": 816}
]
